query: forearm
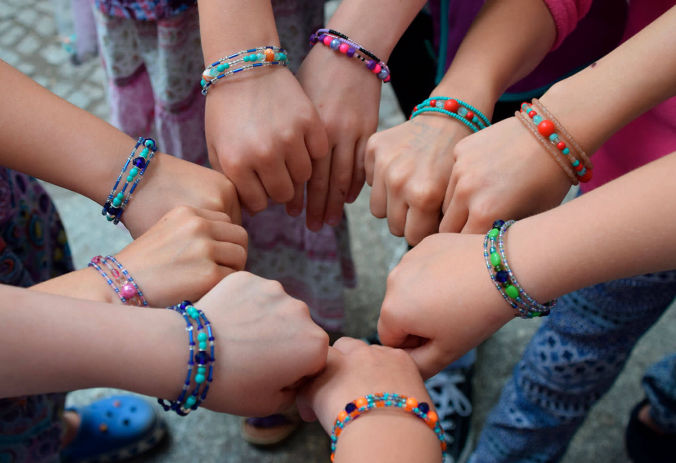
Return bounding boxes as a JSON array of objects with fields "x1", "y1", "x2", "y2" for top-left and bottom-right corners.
[
  {"x1": 0, "y1": 60, "x2": 138, "y2": 205},
  {"x1": 539, "y1": 6, "x2": 676, "y2": 153},
  {"x1": 334, "y1": 410, "x2": 441, "y2": 462},
  {"x1": 1, "y1": 285, "x2": 184, "y2": 398},
  {"x1": 30, "y1": 268, "x2": 117, "y2": 304},
  {"x1": 326, "y1": 0, "x2": 427, "y2": 60},
  {"x1": 433, "y1": 0, "x2": 557, "y2": 116},
  {"x1": 198, "y1": 1, "x2": 280, "y2": 64},
  {"x1": 509, "y1": 151, "x2": 676, "y2": 303}
]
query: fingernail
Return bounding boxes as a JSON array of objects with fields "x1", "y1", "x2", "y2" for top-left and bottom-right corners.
[
  {"x1": 307, "y1": 220, "x2": 320, "y2": 231},
  {"x1": 326, "y1": 216, "x2": 340, "y2": 226},
  {"x1": 288, "y1": 208, "x2": 301, "y2": 217}
]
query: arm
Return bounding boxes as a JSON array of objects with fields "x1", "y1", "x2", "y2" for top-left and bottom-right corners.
[
  {"x1": 440, "y1": 5, "x2": 676, "y2": 233},
  {"x1": 296, "y1": 0, "x2": 426, "y2": 230},
  {"x1": 298, "y1": 339, "x2": 441, "y2": 463},
  {"x1": 3, "y1": 273, "x2": 329, "y2": 417},
  {"x1": 198, "y1": 1, "x2": 328, "y2": 214},
  {"x1": 31, "y1": 207, "x2": 248, "y2": 307},
  {"x1": 379, "y1": 150, "x2": 676, "y2": 378},
  {"x1": 0, "y1": 60, "x2": 241, "y2": 236},
  {"x1": 365, "y1": 0, "x2": 559, "y2": 244}
]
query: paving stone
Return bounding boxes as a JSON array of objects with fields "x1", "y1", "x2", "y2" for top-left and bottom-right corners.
[
  {"x1": 15, "y1": 34, "x2": 41, "y2": 55},
  {"x1": 0, "y1": 24, "x2": 23, "y2": 48}
]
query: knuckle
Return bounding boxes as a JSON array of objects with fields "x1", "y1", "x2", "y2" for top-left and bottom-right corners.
[{"x1": 407, "y1": 183, "x2": 443, "y2": 210}]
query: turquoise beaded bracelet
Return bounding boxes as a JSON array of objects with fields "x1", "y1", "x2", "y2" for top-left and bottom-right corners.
[
  {"x1": 410, "y1": 97, "x2": 491, "y2": 133},
  {"x1": 483, "y1": 220, "x2": 555, "y2": 318},
  {"x1": 200, "y1": 46, "x2": 288, "y2": 95}
]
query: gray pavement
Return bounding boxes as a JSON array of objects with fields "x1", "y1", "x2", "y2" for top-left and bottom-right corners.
[{"x1": 1, "y1": 1, "x2": 675, "y2": 461}]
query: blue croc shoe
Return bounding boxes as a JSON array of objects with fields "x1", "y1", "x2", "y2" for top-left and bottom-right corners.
[{"x1": 61, "y1": 395, "x2": 166, "y2": 463}]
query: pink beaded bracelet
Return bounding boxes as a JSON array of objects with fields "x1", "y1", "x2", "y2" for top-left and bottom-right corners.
[{"x1": 89, "y1": 255, "x2": 148, "y2": 306}]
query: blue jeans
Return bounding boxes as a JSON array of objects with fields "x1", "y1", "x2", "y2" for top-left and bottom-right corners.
[{"x1": 469, "y1": 271, "x2": 676, "y2": 462}]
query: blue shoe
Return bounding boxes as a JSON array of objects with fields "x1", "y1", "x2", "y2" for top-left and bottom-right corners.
[{"x1": 61, "y1": 395, "x2": 166, "y2": 462}]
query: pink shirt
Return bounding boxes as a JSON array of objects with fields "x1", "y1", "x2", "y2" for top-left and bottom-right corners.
[{"x1": 545, "y1": 0, "x2": 676, "y2": 191}]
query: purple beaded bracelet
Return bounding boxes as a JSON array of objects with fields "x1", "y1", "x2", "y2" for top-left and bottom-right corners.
[{"x1": 309, "y1": 28, "x2": 391, "y2": 82}]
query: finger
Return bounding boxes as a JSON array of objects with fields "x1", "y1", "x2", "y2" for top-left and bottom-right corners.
[
  {"x1": 296, "y1": 395, "x2": 318, "y2": 423},
  {"x1": 369, "y1": 163, "x2": 387, "y2": 218},
  {"x1": 324, "y1": 140, "x2": 356, "y2": 226},
  {"x1": 406, "y1": 340, "x2": 447, "y2": 380},
  {"x1": 181, "y1": 207, "x2": 232, "y2": 224},
  {"x1": 306, "y1": 155, "x2": 331, "y2": 231},
  {"x1": 285, "y1": 143, "x2": 313, "y2": 184},
  {"x1": 462, "y1": 211, "x2": 494, "y2": 234},
  {"x1": 305, "y1": 118, "x2": 329, "y2": 160},
  {"x1": 212, "y1": 242, "x2": 247, "y2": 270},
  {"x1": 442, "y1": 172, "x2": 458, "y2": 213},
  {"x1": 364, "y1": 137, "x2": 376, "y2": 187},
  {"x1": 377, "y1": 310, "x2": 412, "y2": 348},
  {"x1": 332, "y1": 336, "x2": 368, "y2": 353},
  {"x1": 404, "y1": 207, "x2": 440, "y2": 246},
  {"x1": 209, "y1": 222, "x2": 248, "y2": 249},
  {"x1": 439, "y1": 190, "x2": 469, "y2": 233},
  {"x1": 286, "y1": 183, "x2": 305, "y2": 217},
  {"x1": 346, "y1": 137, "x2": 367, "y2": 203},
  {"x1": 258, "y1": 158, "x2": 296, "y2": 204},
  {"x1": 386, "y1": 194, "x2": 408, "y2": 237},
  {"x1": 235, "y1": 170, "x2": 269, "y2": 213}
]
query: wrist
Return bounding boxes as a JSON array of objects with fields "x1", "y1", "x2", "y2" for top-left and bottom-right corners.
[{"x1": 431, "y1": 74, "x2": 500, "y2": 121}]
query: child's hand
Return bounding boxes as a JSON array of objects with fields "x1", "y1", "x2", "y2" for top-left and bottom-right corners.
[
  {"x1": 365, "y1": 116, "x2": 471, "y2": 245},
  {"x1": 205, "y1": 68, "x2": 328, "y2": 214},
  {"x1": 197, "y1": 272, "x2": 329, "y2": 416},
  {"x1": 296, "y1": 338, "x2": 430, "y2": 433},
  {"x1": 377, "y1": 233, "x2": 513, "y2": 379},
  {"x1": 440, "y1": 116, "x2": 571, "y2": 234},
  {"x1": 115, "y1": 206, "x2": 247, "y2": 306},
  {"x1": 123, "y1": 154, "x2": 242, "y2": 237},
  {"x1": 296, "y1": 46, "x2": 381, "y2": 230}
]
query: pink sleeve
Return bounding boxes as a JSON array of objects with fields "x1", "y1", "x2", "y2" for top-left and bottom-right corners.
[{"x1": 542, "y1": 0, "x2": 593, "y2": 49}]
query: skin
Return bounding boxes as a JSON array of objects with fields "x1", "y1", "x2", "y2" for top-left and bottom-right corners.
[
  {"x1": 365, "y1": 0, "x2": 556, "y2": 245},
  {"x1": 298, "y1": 338, "x2": 441, "y2": 463},
  {"x1": 4, "y1": 273, "x2": 329, "y2": 417},
  {"x1": 0, "y1": 59, "x2": 242, "y2": 235}
]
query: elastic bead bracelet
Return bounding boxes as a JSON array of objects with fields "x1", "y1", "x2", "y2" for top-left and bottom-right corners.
[
  {"x1": 88, "y1": 255, "x2": 147, "y2": 306},
  {"x1": 483, "y1": 220, "x2": 555, "y2": 318},
  {"x1": 410, "y1": 97, "x2": 491, "y2": 133},
  {"x1": 518, "y1": 101, "x2": 593, "y2": 183},
  {"x1": 102, "y1": 137, "x2": 156, "y2": 224},
  {"x1": 309, "y1": 28, "x2": 391, "y2": 82},
  {"x1": 330, "y1": 393, "x2": 447, "y2": 462},
  {"x1": 200, "y1": 46, "x2": 288, "y2": 95},
  {"x1": 158, "y1": 301, "x2": 215, "y2": 416}
]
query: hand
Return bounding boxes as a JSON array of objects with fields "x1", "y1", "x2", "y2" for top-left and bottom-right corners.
[
  {"x1": 123, "y1": 153, "x2": 242, "y2": 237},
  {"x1": 365, "y1": 116, "x2": 471, "y2": 245},
  {"x1": 440, "y1": 116, "x2": 572, "y2": 234},
  {"x1": 115, "y1": 206, "x2": 247, "y2": 306},
  {"x1": 197, "y1": 272, "x2": 329, "y2": 416},
  {"x1": 296, "y1": 46, "x2": 381, "y2": 230},
  {"x1": 205, "y1": 68, "x2": 328, "y2": 214},
  {"x1": 377, "y1": 233, "x2": 513, "y2": 378},
  {"x1": 297, "y1": 338, "x2": 431, "y2": 433}
]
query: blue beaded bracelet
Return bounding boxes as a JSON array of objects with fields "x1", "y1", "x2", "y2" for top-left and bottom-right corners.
[
  {"x1": 159, "y1": 301, "x2": 215, "y2": 416},
  {"x1": 410, "y1": 97, "x2": 491, "y2": 133},
  {"x1": 330, "y1": 393, "x2": 447, "y2": 461},
  {"x1": 102, "y1": 137, "x2": 156, "y2": 224},
  {"x1": 483, "y1": 220, "x2": 555, "y2": 318},
  {"x1": 200, "y1": 46, "x2": 288, "y2": 95}
]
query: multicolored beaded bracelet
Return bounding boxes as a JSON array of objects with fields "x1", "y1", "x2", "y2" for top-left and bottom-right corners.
[
  {"x1": 158, "y1": 301, "x2": 215, "y2": 416},
  {"x1": 88, "y1": 255, "x2": 147, "y2": 306},
  {"x1": 200, "y1": 46, "x2": 288, "y2": 95},
  {"x1": 410, "y1": 97, "x2": 491, "y2": 133},
  {"x1": 483, "y1": 220, "x2": 555, "y2": 318},
  {"x1": 102, "y1": 137, "x2": 156, "y2": 224},
  {"x1": 519, "y1": 101, "x2": 593, "y2": 183},
  {"x1": 330, "y1": 393, "x2": 447, "y2": 462},
  {"x1": 309, "y1": 28, "x2": 391, "y2": 82}
]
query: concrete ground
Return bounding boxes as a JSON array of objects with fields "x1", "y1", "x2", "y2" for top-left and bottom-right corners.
[{"x1": 1, "y1": 1, "x2": 675, "y2": 461}]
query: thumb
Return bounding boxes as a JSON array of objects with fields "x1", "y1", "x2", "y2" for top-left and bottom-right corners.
[{"x1": 406, "y1": 340, "x2": 448, "y2": 380}]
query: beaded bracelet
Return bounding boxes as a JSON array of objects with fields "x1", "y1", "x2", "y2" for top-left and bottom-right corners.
[
  {"x1": 88, "y1": 255, "x2": 147, "y2": 306},
  {"x1": 200, "y1": 46, "x2": 288, "y2": 95},
  {"x1": 102, "y1": 137, "x2": 156, "y2": 224},
  {"x1": 483, "y1": 220, "x2": 555, "y2": 318},
  {"x1": 410, "y1": 97, "x2": 491, "y2": 133},
  {"x1": 158, "y1": 301, "x2": 215, "y2": 416},
  {"x1": 330, "y1": 393, "x2": 447, "y2": 462},
  {"x1": 518, "y1": 101, "x2": 593, "y2": 184},
  {"x1": 309, "y1": 28, "x2": 391, "y2": 82}
]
